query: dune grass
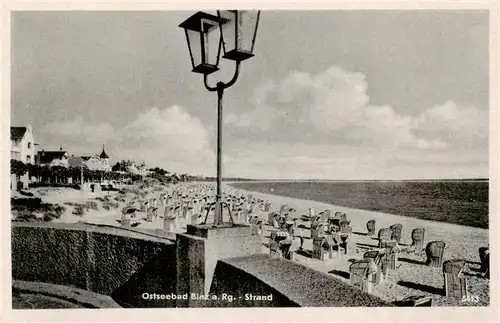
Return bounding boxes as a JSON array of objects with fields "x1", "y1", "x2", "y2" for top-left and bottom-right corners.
[
  {"x1": 11, "y1": 198, "x2": 66, "y2": 222},
  {"x1": 65, "y1": 201, "x2": 100, "y2": 216}
]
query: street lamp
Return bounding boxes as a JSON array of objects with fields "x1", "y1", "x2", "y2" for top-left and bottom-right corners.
[{"x1": 179, "y1": 10, "x2": 261, "y2": 227}]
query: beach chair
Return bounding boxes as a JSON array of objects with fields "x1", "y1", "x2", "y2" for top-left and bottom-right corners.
[
  {"x1": 390, "y1": 223, "x2": 403, "y2": 243},
  {"x1": 425, "y1": 241, "x2": 446, "y2": 268},
  {"x1": 443, "y1": 259, "x2": 468, "y2": 299},
  {"x1": 479, "y1": 247, "x2": 489, "y2": 279},
  {"x1": 328, "y1": 218, "x2": 341, "y2": 233},
  {"x1": 349, "y1": 259, "x2": 378, "y2": 293},
  {"x1": 318, "y1": 210, "x2": 330, "y2": 223},
  {"x1": 411, "y1": 228, "x2": 425, "y2": 249},
  {"x1": 377, "y1": 228, "x2": 393, "y2": 248},
  {"x1": 366, "y1": 219, "x2": 376, "y2": 236},
  {"x1": 311, "y1": 221, "x2": 326, "y2": 239},
  {"x1": 164, "y1": 205, "x2": 174, "y2": 218},
  {"x1": 249, "y1": 216, "x2": 262, "y2": 235},
  {"x1": 185, "y1": 206, "x2": 194, "y2": 222},
  {"x1": 140, "y1": 201, "x2": 147, "y2": 213},
  {"x1": 338, "y1": 231, "x2": 350, "y2": 255},
  {"x1": 363, "y1": 250, "x2": 385, "y2": 284},
  {"x1": 234, "y1": 207, "x2": 243, "y2": 221},
  {"x1": 121, "y1": 218, "x2": 131, "y2": 228},
  {"x1": 312, "y1": 235, "x2": 335, "y2": 261},
  {"x1": 284, "y1": 220, "x2": 297, "y2": 236},
  {"x1": 269, "y1": 231, "x2": 293, "y2": 260},
  {"x1": 340, "y1": 220, "x2": 352, "y2": 235},
  {"x1": 279, "y1": 204, "x2": 291, "y2": 219},
  {"x1": 264, "y1": 202, "x2": 271, "y2": 212},
  {"x1": 163, "y1": 209, "x2": 176, "y2": 232},
  {"x1": 268, "y1": 212, "x2": 278, "y2": 227},
  {"x1": 121, "y1": 206, "x2": 132, "y2": 222},
  {"x1": 146, "y1": 207, "x2": 154, "y2": 222},
  {"x1": 383, "y1": 241, "x2": 401, "y2": 272}
]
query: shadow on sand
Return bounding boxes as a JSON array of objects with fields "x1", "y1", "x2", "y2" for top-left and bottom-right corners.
[
  {"x1": 328, "y1": 269, "x2": 350, "y2": 280},
  {"x1": 398, "y1": 257, "x2": 426, "y2": 266},
  {"x1": 397, "y1": 281, "x2": 444, "y2": 296},
  {"x1": 295, "y1": 249, "x2": 313, "y2": 258},
  {"x1": 356, "y1": 242, "x2": 379, "y2": 249}
]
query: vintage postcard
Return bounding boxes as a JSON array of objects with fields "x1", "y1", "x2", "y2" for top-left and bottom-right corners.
[{"x1": 2, "y1": 1, "x2": 498, "y2": 322}]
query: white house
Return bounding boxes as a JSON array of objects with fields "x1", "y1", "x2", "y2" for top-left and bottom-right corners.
[
  {"x1": 11, "y1": 124, "x2": 36, "y2": 189},
  {"x1": 81, "y1": 145, "x2": 112, "y2": 172},
  {"x1": 11, "y1": 124, "x2": 36, "y2": 165}
]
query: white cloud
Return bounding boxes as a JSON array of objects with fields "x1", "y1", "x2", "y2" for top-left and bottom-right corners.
[
  {"x1": 41, "y1": 106, "x2": 216, "y2": 176},
  {"x1": 42, "y1": 116, "x2": 115, "y2": 143},
  {"x1": 117, "y1": 106, "x2": 215, "y2": 175},
  {"x1": 223, "y1": 65, "x2": 488, "y2": 179},
  {"x1": 226, "y1": 66, "x2": 487, "y2": 152},
  {"x1": 39, "y1": 65, "x2": 488, "y2": 179},
  {"x1": 413, "y1": 100, "x2": 488, "y2": 148}
]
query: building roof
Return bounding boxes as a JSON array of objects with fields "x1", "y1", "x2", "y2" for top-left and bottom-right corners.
[
  {"x1": 11, "y1": 127, "x2": 27, "y2": 140},
  {"x1": 99, "y1": 145, "x2": 109, "y2": 159},
  {"x1": 68, "y1": 156, "x2": 84, "y2": 168},
  {"x1": 38, "y1": 151, "x2": 68, "y2": 164}
]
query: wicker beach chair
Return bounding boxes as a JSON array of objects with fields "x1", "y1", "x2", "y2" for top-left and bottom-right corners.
[
  {"x1": 366, "y1": 219, "x2": 376, "y2": 236},
  {"x1": 312, "y1": 235, "x2": 336, "y2": 261},
  {"x1": 269, "y1": 231, "x2": 293, "y2": 260},
  {"x1": 363, "y1": 250, "x2": 385, "y2": 283},
  {"x1": 479, "y1": 247, "x2": 490, "y2": 279},
  {"x1": 349, "y1": 259, "x2": 378, "y2": 293},
  {"x1": 443, "y1": 259, "x2": 468, "y2": 299},
  {"x1": 378, "y1": 228, "x2": 393, "y2": 248},
  {"x1": 411, "y1": 228, "x2": 425, "y2": 249},
  {"x1": 390, "y1": 223, "x2": 403, "y2": 243},
  {"x1": 425, "y1": 241, "x2": 446, "y2": 268}
]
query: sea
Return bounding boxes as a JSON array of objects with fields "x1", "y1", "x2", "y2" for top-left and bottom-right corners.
[{"x1": 229, "y1": 180, "x2": 489, "y2": 229}]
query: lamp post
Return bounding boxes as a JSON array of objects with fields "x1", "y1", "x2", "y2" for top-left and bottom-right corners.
[{"x1": 179, "y1": 10, "x2": 261, "y2": 227}]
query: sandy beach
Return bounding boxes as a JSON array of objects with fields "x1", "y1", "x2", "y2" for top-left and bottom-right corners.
[
  {"x1": 226, "y1": 182, "x2": 490, "y2": 306},
  {"x1": 11, "y1": 181, "x2": 490, "y2": 306}
]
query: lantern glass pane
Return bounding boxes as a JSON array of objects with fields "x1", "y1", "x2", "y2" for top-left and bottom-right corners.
[
  {"x1": 186, "y1": 29, "x2": 202, "y2": 68},
  {"x1": 218, "y1": 10, "x2": 237, "y2": 53},
  {"x1": 238, "y1": 10, "x2": 259, "y2": 53},
  {"x1": 202, "y1": 20, "x2": 221, "y2": 66}
]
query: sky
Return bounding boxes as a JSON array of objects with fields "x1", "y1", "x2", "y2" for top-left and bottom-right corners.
[{"x1": 11, "y1": 10, "x2": 489, "y2": 179}]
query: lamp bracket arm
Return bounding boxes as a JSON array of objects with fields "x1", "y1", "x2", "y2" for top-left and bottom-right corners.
[
  {"x1": 222, "y1": 61, "x2": 241, "y2": 89},
  {"x1": 204, "y1": 74, "x2": 218, "y2": 92}
]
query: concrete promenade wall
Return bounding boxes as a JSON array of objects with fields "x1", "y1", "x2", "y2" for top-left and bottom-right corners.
[
  {"x1": 12, "y1": 222, "x2": 391, "y2": 308},
  {"x1": 11, "y1": 222, "x2": 177, "y2": 307},
  {"x1": 209, "y1": 255, "x2": 392, "y2": 307}
]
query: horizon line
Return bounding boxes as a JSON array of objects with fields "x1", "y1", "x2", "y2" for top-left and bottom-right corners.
[{"x1": 214, "y1": 177, "x2": 489, "y2": 182}]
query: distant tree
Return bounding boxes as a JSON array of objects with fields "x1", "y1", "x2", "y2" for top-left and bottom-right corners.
[
  {"x1": 11, "y1": 159, "x2": 28, "y2": 177},
  {"x1": 112, "y1": 162, "x2": 121, "y2": 172},
  {"x1": 27, "y1": 163, "x2": 42, "y2": 179},
  {"x1": 51, "y1": 165, "x2": 70, "y2": 184}
]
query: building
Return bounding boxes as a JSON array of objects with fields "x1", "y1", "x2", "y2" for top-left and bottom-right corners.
[
  {"x1": 11, "y1": 124, "x2": 36, "y2": 189},
  {"x1": 37, "y1": 147, "x2": 70, "y2": 168},
  {"x1": 124, "y1": 160, "x2": 150, "y2": 177},
  {"x1": 99, "y1": 145, "x2": 110, "y2": 170},
  {"x1": 80, "y1": 145, "x2": 112, "y2": 172},
  {"x1": 11, "y1": 124, "x2": 36, "y2": 164}
]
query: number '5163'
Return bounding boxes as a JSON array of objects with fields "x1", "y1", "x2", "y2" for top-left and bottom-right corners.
[{"x1": 462, "y1": 295, "x2": 480, "y2": 303}]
